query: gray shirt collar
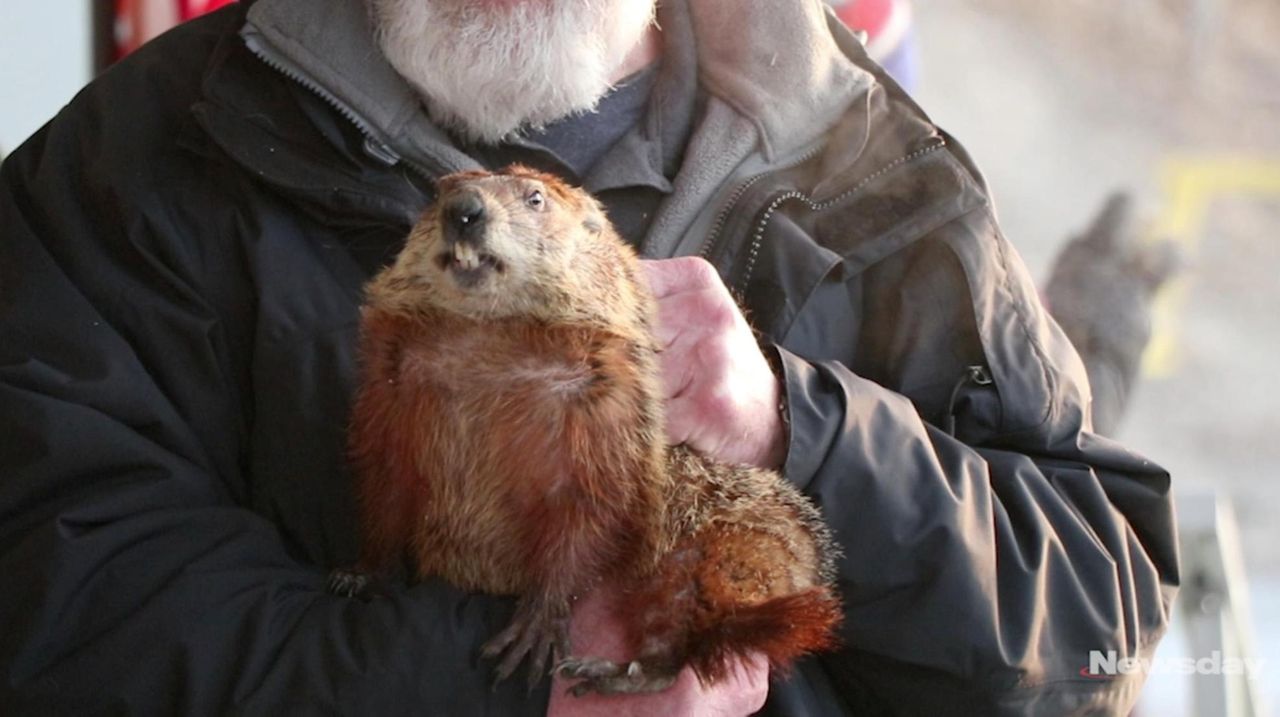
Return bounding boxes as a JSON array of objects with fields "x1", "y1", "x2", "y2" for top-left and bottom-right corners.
[{"x1": 480, "y1": 62, "x2": 677, "y2": 194}]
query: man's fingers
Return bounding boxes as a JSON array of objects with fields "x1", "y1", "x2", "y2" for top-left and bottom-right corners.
[
  {"x1": 663, "y1": 395, "x2": 698, "y2": 448},
  {"x1": 650, "y1": 287, "x2": 739, "y2": 349},
  {"x1": 655, "y1": 338, "x2": 698, "y2": 401},
  {"x1": 641, "y1": 256, "x2": 725, "y2": 300}
]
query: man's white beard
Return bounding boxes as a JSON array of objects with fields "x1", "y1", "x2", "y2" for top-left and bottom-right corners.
[{"x1": 372, "y1": 0, "x2": 658, "y2": 144}]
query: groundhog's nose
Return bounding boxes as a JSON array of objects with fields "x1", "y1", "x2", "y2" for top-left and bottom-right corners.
[{"x1": 442, "y1": 191, "x2": 486, "y2": 245}]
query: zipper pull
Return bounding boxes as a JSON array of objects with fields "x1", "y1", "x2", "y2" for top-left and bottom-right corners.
[
  {"x1": 363, "y1": 137, "x2": 402, "y2": 167},
  {"x1": 945, "y1": 365, "x2": 993, "y2": 436},
  {"x1": 967, "y1": 365, "x2": 993, "y2": 387}
]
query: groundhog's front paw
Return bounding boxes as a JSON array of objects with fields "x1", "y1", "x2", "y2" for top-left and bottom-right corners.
[
  {"x1": 481, "y1": 595, "x2": 571, "y2": 692},
  {"x1": 327, "y1": 567, "x2": 388, "y2": 600}
]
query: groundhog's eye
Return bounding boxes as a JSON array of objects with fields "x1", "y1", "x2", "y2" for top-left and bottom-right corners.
[{"x1": 525, "y1": 190, "x2": 545, "y2": 209}]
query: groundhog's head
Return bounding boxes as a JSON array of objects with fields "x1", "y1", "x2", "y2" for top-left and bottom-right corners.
[{"x1": 368, "y1": 166, "x2": 645, "y2": 325}]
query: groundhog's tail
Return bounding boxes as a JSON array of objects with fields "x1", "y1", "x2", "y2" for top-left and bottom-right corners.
[{"x1": 684, "y1": 587, "x2": 843, "y2": 684}]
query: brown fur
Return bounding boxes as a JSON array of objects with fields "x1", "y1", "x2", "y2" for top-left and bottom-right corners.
[{"x1": 344, "y1": 165, "x2": 841, "y2": 693}]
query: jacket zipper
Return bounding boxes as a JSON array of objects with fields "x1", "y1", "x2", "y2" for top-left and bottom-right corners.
[
  {"x1": 704, "y1": 140, "x2": 948, "y2": 293},
  {"x1": 698, "y1": 145, "x2": 825, "y2": 261},
  {"x1": 241, "y1": 32, "x2": 436, "y2": 180},
  {"x1": 945, "y1": 364, "x2": 993, "y2": 436}
]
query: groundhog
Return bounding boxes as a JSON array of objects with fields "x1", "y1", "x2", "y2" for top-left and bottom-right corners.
[{"x1": 331, "y1": 165, "x2": 842, "y2": 696}]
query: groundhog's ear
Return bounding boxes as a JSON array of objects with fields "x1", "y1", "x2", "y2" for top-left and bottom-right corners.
[
  {"x1": 433, "y1": 176, "x2": 464, "y2": 199},
  {"x1": 582, "y1": 197, "x2": 607, "y2": 235}
]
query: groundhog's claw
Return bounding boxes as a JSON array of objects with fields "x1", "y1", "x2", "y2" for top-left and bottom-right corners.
[
  {"x1": 482, "y1": 596, "x2": 570, "y2": 692},
  {"x1": 556, "y1": 657, "x2": 623, "y2": 680},
  {"x1": 556, "y1": 657, "x2": 677, "y2": 696},
  {"x1": 327, "y1": 568, "x2": 371, "y2": 599}
]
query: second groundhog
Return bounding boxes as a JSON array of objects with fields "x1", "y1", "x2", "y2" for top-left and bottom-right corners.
[{"x1": 335, "y1": 165, "x2": 842, "y2": 695}]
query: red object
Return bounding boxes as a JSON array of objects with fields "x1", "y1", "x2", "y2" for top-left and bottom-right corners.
[
  {"x1": 828, "y1": 0, "x2": 896, "y2": 40},
  {"x1": 180, "y1": 0, "x2": 235, "y2": 21},
  {"x1": 113, "y1": 0, "x2": 235, "y2": 60},
  {"x1": 826, "y1": 0, "x2": 913, "y2": 61}
]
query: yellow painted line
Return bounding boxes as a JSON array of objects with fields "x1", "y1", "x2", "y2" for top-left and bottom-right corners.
[{"x1": 1143, "y1": 157, "x2": 1280, "y2": 378}]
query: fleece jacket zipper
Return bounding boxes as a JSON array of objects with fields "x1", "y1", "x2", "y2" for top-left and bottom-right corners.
[{"x1": 240, "y1": 29, "x2": 437, "y2": 181}]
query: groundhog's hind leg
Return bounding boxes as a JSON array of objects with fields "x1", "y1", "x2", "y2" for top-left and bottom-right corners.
[
  {"x1": 557, "y1": 523, "x2": 841, "y2": 696},
  {"x1": 674, "y1": 523, "x2": 842, "y2": 681},
  {"x1": 554, "y1": 537, "x2": 702, "y2": 696},
  {"x1": 667, "y1": 449, "x2": 843, "y2": 680},
  {"x1": 557, "y1": 450, "x2": 842, "y2": 696}
]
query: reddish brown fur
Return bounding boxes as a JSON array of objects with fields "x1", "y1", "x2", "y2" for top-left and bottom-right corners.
[
  {"x1": 608, "y1": 447, "x2": 843, "y2": 684},
  {"x1": 345, "y1": 166, "x2": 841, "y2": 694},
  {"x1": 350, "y1": 312, "x2": 663, "y2": 598}
]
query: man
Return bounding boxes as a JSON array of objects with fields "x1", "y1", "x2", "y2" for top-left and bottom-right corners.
[
  {"x1": 0, "y1": 0, "x2": 1177, "y2": 714},
  {"x1": 1043, "y1": 192, "x2": 1181, "y2": 438}
]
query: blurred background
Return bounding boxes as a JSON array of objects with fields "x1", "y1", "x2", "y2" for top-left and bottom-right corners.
[{"x1": 2, "y1": 1, "x2": 1277, "y2": 714}]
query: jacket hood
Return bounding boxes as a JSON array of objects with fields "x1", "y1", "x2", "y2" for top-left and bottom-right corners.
[{"x1": 241, "y1": 0, "x2": 873, "y2": 167}]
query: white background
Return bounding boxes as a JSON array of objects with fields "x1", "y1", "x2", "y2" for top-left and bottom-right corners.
[{"x1": 0, "y1": 2, "x2": 92, "y2": 155}]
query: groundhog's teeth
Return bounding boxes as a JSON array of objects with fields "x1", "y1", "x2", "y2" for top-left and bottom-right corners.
[{"x1": 453, "y1": 243, "x2": 480, "y2": 270}]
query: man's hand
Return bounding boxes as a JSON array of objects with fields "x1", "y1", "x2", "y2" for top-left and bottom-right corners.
[
  {"x1": 1043, "y1": 191, "x2": 1180, "y2": 435},
  {"x1": 547, "y1": 586, "x2": 770, "y2": 716},
  {"x1": 641, "y1": 257, "x2": 786, "y2": 469},
  {"x1": 547, "y1": 259, "x2": 779, "y2": 715}
]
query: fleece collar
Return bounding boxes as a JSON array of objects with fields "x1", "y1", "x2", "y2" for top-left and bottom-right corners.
[
  {"x1": 242, "y1": 0, "x2": 872, "y2": 168},
  {"x1": 242, "y1": 0, "x2": 479, "y2": 175},
  {"x1": 685, "y1": 0, "x2": 872, "y2": 160}
]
